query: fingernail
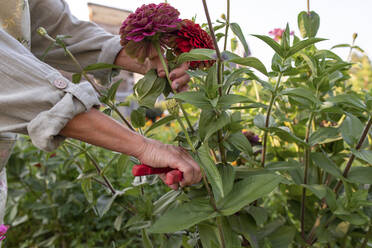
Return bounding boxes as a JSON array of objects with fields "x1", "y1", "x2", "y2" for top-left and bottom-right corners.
[
  {"x1": 173, "y1": 82, "x2": 179, "y2": 89},
  {"x1": 169, "y1": 73, "x2": 175, "y2": 80}
]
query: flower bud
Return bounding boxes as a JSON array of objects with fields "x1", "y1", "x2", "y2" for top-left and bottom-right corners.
[
  {"x1": 37, "y1": 27, "x2": 47, "y2": 36},
  {"x1": 166, "y1": 99, "x2": 179, "y2": 116},
  {"x1": 220, "y1": 14, "x2": 226, "y2": 20},
  {"x1": 352, "y1": 33, "x2": 358, "y2": 41}
]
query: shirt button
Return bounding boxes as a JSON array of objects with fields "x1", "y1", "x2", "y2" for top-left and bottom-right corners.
[{"x1": 53, "y1": 79, "x2": 68, "y2": 89}]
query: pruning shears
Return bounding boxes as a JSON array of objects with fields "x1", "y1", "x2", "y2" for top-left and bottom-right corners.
[{"x1": 132, "y1": 164, "x2": 183, "y2": 185}]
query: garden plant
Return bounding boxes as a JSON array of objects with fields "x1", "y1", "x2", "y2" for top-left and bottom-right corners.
[{"x1": 3, "y1": 0, "x2": 372, "y2": 247}]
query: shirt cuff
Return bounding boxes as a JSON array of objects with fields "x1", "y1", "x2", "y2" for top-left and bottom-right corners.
[
  {"x1": 27, "y1": 77, "x2": 100, "y2": 151},
  {"x1": 91, "y1": 35, "x2": 123, "y2": 85}
]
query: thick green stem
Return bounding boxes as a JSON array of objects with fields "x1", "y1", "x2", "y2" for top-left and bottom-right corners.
[
  {"x1": 261, "y1": 72, "x2": 283, "y2": 167},
  {"x1": 301, "y1": 112, "x2": 315, "y2": 239},
  {"x1": 153, "y1": 41, "x2": 194, "y2": 132}
]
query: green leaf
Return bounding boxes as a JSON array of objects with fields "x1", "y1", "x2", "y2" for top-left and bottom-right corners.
[
  {"x1": 309, "y1": 127, "x2": 340, "y2": 146},
  {"x1": 96, "y1": 194, "x2": 116, "y2": 217},
  {"x1": 197, "y1": 144, "x2": 225, "y2": 200},
  {"x1": 203, "y1": 112, "x2": 230, "y2": 140},
  {"x1": 107, "y1": 79, "x2": 123, "y2": 101},
  {"x1": 220, "y1": 216, "x2": 242, "y2": 248},
  {"x1": 298, "y1": 52, "x2": 318, "y2": 77},
  {"x1": 114, "y1": 211, "x2": 124, "y2": 231},
  {"x1": 328, "y1": 94, "x2": 366, "y2": 111},
  {"x1": 72, "y1": 73, "x2": 82, "y2": 84},
  {"x1": 286, "y1": 38, "x2": 326, "y2": 57},
  {"x1": 174, "y1": 91, "x2": 212, "y2": 109},
  {"x1": 270, "y1": 127, "x2": 308, "y2": 146},
  {"x1": 205, "y1": 64, "x2": 219, "y2": 98},
  {"x1": 331, "y1": 44, "x2": 350, "y2": 49},
  {"x1": 251, "y1": 34, "x2": 284, "y2": 58},
  {"x1": 198, "y1": 222, "x2": 221, "y2": 248},
  {"x1": 254, "y1": 114, "x2": 275, "y2": 129},
  {"x1": 130, "y1": 108, "x2": 146, "y2": 128},
  {"x1": 177, "y1": 48, "x2": 216, "y2": 64},
  {"x1": 311, "y1": 152, "x2": 343, "y2": 179},
  {"x1": 228, "y1": 57, "x2": 267, "y2": 75},
  {"x1": 135, "y1": 70, "x2": 166, "y2": 108},
  {"x1": 115, "y1": 154, "x2": 130, "y2": 177},
  {"x1": 218, "y1": 164, "x2": 235, "y2": 197},
  {"x1": 281, "y1": 87, "x2": 321, "y2": 105},
  {"x1": 247, "y1": 206, "x2": 268, "y2": 226},
  {"x1": 223, "y1": 68, "x2": 252, "y2": 92},
  {"x1": 351, "y1": 149, "x2": 372, "y2": 164},
  {"x1": 142, "y1": 229, "x2": 154, "y2": 248},
  {"x1": 230, "y1": 23, "x2": 250, "y2": 56},
  {"x1": 83, "y1": 63, "x2": 122, "y2": 71},
  {"x1": 340, "y1": 115, "x2": 364, "y2": 147},
  {"x1": 347, "y1": 167, "x2": 372, "y2": 184},
  {"x1": 153, "y1": 190, "x2": 181, "y2": 215},
  {"x1": 218, "y1": 174, "x2": 281, "y2": 215},
  {"x1": 227, "y1": 132, "x2": 252, "y2": 156},
  {"x1": 266, "y1": 226, "x2": 296, "y2": 248},
  {"x1": 281, "y1": 23, "x2": 291, "y2": 51},
  {"x1": 218, "y1": 94, "x2": 254, "y2": 109},
  {"x1": 145, "y1": 115, "x2": 176, "y2": 135},
  {"x1": 297, "y1": 11, "x2": 320, "y2": 38},
  {"x1": 149, "y1": 198, "x2": 217, "y2": 233}
]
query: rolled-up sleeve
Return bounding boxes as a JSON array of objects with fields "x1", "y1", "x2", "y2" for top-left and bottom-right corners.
[
  {"x1": 29, "y1": 0, "x2": 123, "y2": 84},
  {"x1": 0, "y1": 30, "x2": 100, "y2": 151}
]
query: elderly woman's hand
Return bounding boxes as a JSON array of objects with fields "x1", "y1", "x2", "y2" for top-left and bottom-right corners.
[{"x1": 136, "y1": 138, "x2": 202, "y2": 190}]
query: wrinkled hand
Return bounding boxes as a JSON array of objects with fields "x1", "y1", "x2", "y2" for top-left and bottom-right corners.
[{"x1": 137, "y1": 138, "x2": 202, "y2": 190}]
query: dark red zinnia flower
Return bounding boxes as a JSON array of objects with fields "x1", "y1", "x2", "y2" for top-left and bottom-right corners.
[
  {"x1": 119, "y1": 3, "x2": 181, "y2": 63},
  {"x1": 173, "y1": 19, "x2": 215, "y2": 69}
]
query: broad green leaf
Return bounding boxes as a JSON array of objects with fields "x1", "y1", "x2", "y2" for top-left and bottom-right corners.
[
  {"x1": 203, "y1": 112, "x2": 230, "y2": 140},
  {"x1": 81, "y1": 179, "x2": 93, "y2": 204},
  {"x1": 135, "y1": 70, "x2": 166, "y2": 108},
  {"x1": 142, "y1": 229, "x2": 154, "y2": 248},
  {"x1": 177, "y1": 48, "x2": 216, "y2": 64},
  {"x1": 149, "y1": 198, "x2": 217, "y2": 233},
  {"x1": 205, "y1": 64, "x2": 218, "y2": 98},
  {"x1": 218, "y1": 164, "x2": 235, "y2": 197},
  {"x1": 286, "y1": 38, "x2": 326, "y2": 57},
  {"x1": 270, "y1": 127, "x2": 308, "y2": 146},
  {"x1": 218, "y1": 174, "x2": 281, "y2": 215},
  {"x1": 247, "y1": 206, "x2": 268, "y2": 226},
  {"x1": 130, "y1": 108, "x2": 146, "y2": 128},
  {"x1": 303, "y1": 184, "x2": 337, "y2": 210},
  {"x1": 218, "y1": 94, "x2": 254, "y2": 109},
  {"x1": 323, "y1": 62, "x2": 351, "y2": 75},
  {"x1": 221, "y1": 216, "x2": 242, "y2": 248},
  {"x1": 228, "y1": 57, "x2": 267, "y2": 75},
  {"x1": 229, "y1": 215, "x2": 259, "y2": 248},
  {"x1": 351, "y1": 149, "x2": 372, "y2": 165},
  {"x1": 340, "y1": 115, "x2": 364, "y2": 147},
  {"x1": 281, "y1": 87, "x2": 321, "y2": 105},
  {"x1": 115, "y1": 154, "x2": 130, "y2": 176},
  {"x1": 328, "y1": 94, "x2": 366, "y2": 111},
  {"x1": 145, "y1": 115, "x2": 176, "y2": 135},
  {"x1": 297, "y1": 11, "x2": 320, "y2": 38},
  {"x1": 227, "y1": 132, "x2": 252, "y2": 156},
  {"x1": 235, "y1": 167, "x2": 276, "y2": 178},
  {"x1": 309, "y1": 127, "x2": 340, "y2": 146},
  {"x1": 198, "y1": 222, "x2": 221, "y2": 248},
  {"x1": 311, "y1": 152, "x2": 343, "y2": 179},
  {"x1": 347, "y1": 167, "x2": 372, "y2": 184},
  {"x1": 108, "y1": 79, "x2": 123, "y2": 101},
  {"x1": 336, "y1": 212, "x2": 369, "y2": 226},
  {"x1": 230, "y1": 23, "x2": 250, "y2": 56},
  {"x1": 197, "y1": 144, "x2": 224, "y2": 200},
  {"x1": 83, "y1": 63, "x2": 122, "y2": 71},
  {"x1": 266, "y1": 226, "x2": 296, "y2": 248},
  {"x1": 96, "y1": 194, "x2": 116, "y2": 217},
  {"x1": 153, "y1": 190, "x2": 181, "y2": 215},
  {"x1": 223, "y1": 68, "x2": 253, "y2": 92},
  {"x1": 174, "y1": 92, "x2": 212, "y2": 109},
  {"x1": 254, "y1": 114, "x2": 275, "y2": 129},
  {"x1": 251, "y1": 34, "x2": 284, "y2": 58},
  {"x1": 298, "y1": 52, "x2": 318, "y2": 77},
  {"x1": 265, "y1": 160, "x2": 302, "y2": 171}
]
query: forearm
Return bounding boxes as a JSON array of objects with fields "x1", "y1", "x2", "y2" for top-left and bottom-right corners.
[{"x1": 60, "y1": 108, "x2": 145, "y2": 158}]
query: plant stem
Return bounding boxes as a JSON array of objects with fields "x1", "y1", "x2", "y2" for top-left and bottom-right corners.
[
  {"x1": 334, "y1": 116, "x2": 372, "y2": 193},
  {"x1": 216, "y1": 216, "x2": 226, "y2": 248},
  {"x1": 153, "y1": 41, "x2": 194, "y2": 132},
  {"x1": 361, "y1": 226, "x2": 372, "y2": 248},
  {"x1": 301, "y1": 112, "x2": 315, "y2": 239},
  {"x1": 223, "y1": 0, "x2": 230, "y2": 52},
  {"x1": 65, "y1": 141, "x2": 116, "y2": 195},
  {"x1": 307, "y1": 0, "x2": 310, "y2": 15},
  {"x1": 261, "y1": 72, "x2": 283, "y2": 167}
]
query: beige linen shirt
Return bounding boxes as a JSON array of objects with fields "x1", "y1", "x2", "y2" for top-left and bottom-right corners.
[{"x1": 0, "y1": 0, "x2": 123, "y2": 151}]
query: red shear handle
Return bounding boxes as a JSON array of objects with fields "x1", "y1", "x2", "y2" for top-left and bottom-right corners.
[{"x1": 132, "y1": 164, "x2": 183, "y2": 185}]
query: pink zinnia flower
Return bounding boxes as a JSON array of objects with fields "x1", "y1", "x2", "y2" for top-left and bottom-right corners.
[
  {"x1": 269, "y1": 28, "x2": 294, "y2": 42},
  {"x1": 0, "y1": 224, "x2": 9, "y2": 241},
  {"x1": 119, "y1": 3, "x2": 182, "y2": 63}
]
